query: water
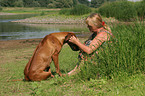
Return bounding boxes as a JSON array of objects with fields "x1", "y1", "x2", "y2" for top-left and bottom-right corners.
[{"x1": 0, "y1": 14, "x2": 89, "y2": 41}]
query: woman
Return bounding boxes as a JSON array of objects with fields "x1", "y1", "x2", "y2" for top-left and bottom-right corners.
[{"x1": 68, "y1": 13, "x2": 114, "y2": 75}]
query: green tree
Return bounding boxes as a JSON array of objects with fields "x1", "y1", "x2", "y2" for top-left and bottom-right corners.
[
  {"x1": 91, "y1": 0, "x2": 105, "y2": 8},
  {"x1": 23, "y1": 0, "x2": 34, "y2": 7},
  {"x1": 70, "y1": 4, "x2": 92, "y2": 15},
  {"x1": 72, "y1": 0, "x2": 79, "y2": 6},
  {"x1": 78, "y1": 0, "x2": 90, "y2": 6},
  {"x1": 36, "y1": 0, "x2": 50, "y2": 7},
  {"x1": 14, "y1": 0, "x2": 24, "y2": 7},
  {"x1": 0, "y1": 0, "x2": 16, "y2": 7},
  {"x1": 48, "y1": 0, "x2": 74, "y2": 8},
  {"x1": 22, "y1": 0, "x2": 40, "y2": 7}
]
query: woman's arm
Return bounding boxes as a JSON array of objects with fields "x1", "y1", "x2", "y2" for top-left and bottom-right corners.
[{"x1": 69, "y1": 32, "x2": 110, "y2": 54}]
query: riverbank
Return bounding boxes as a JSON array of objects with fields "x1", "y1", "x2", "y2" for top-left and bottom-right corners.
[
  {"x1": 0, "y1": 7, "x2": 119, "y2": 24},
  {"x1": 0, "y1": 12, "x2": 18, "y2": 15},
  {"x1": 12, "y1": 14, "x2": 86, "y2": 24},
  {"x1": 11, "y1": 12, "x2": 86, "y2": 24},
  {"x1": 0, "y1": 37, "x2": 85, "y2": 66},
  {"x1": 0, "y1": 37, "x2": 87, "y2": 50},
  {"x1": 0, "y1": 38, "x2": 41, "y2": 50},
  {"x1": 11, "y1": 13, "x2": 118, "y2": 24}
]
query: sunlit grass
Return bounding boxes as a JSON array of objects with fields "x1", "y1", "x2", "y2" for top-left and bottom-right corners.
[{"x1": 0, "y1": 22, "x2": 144, "y2": 95}]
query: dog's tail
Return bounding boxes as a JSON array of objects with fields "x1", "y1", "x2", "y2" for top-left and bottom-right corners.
[{"x1": 7, "y1": 79, "x2": 24, "y2": 82}]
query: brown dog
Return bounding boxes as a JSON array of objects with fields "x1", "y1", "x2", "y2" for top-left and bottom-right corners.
[{"x1": 24, "y1": 32, "x2": 79, "y2": 81}]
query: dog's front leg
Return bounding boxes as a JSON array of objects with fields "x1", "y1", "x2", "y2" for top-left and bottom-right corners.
[{"x1": 52, "y1": 53, "x2": 62, "y2": 76}]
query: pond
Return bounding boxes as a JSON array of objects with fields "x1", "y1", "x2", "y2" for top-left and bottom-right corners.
[{"x1": 0, "y1": 14, "x2": 89, "y2": 41}]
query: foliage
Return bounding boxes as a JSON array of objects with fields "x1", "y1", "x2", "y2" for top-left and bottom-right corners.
[
  {"x1": 78, "y1": 0, "x2": 90, "y2": 6},
  {"x1": 13, "y1": 0, "x2": 24, "y2": 7},
  {"x1": 70, "y1": 4, "x2": 92, "y2": 15},
  {"x1": 47, "y1": 0, "x2": 74, "y2": 8},
  {"x1": 59, "y1": 4, "x2": 92, "y2": 15},
  {"x1": 21, "y1": 0, "x2": 40, "y2": 7},
  {"x1": 0, "y1": 0, "x2": 134, "y2": 8},
  {"x1": 59, "y1": 8, "x2": 71, "y2": 15},
  {"x1": 0, "y1": 21, "x2": 145, "y2": 95},
  {"x1": 36, "y1": 0, "x2": 50, "y2": 7},
  {"x1": 91, "y1": 0, "x2": 105, "y2": 8},
  {"x1": 0, "y1": 0, "x2": 90, "y2": 8},
  {"x1": 77, "y1": 23, "x2": 145, "y2": 81},
  {"x1": 98, "y1": 1, "x2": 137, "y2": 21},
  {"x1": 0, "y1": 0, "x2": 15, "y2": 7},
  {"x1": 0, "y1": 7, "x2": 2, "y2": 11},
  {"x1": 134, "y1": 1, "x2": 145, "y2": 18}
]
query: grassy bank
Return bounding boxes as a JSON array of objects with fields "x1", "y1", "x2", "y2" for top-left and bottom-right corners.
[
  {"x1": 1, "y1": 7, "x2": 60, "y2": 14},
  {"x1": 0, "y1": 7, "x2": 118, "y2": 24},
  {"x1": 0, "y1": 22, "x2": 144, "y2": 95}
]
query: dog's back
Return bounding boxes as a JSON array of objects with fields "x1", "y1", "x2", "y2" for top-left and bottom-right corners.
[{"x1": 24, "y1": 32, "x2": 79, "y2": 81}]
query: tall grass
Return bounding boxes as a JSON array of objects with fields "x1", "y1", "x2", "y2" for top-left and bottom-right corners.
[
  {"x1": 59, "y1": 8, "x2": 71, "y2": 15},
  {"x1": 77, "y1": 22, "x2": 145, "y2": 81},
  {"x1": 98, "y1": 1, "x2": 137, "y2": 21},
  {"x1": 59, "y1": 4, "x2": 92, "y2": 16},
  {"x1": 70, "y1": 4, "x2": 92, "y2": 15},
  {"x1": 0, "y1": 7, "x2": 2, "y2": 11},
  {"x1": 135, "y1": 1, "x2": 145, "y2": 19}
]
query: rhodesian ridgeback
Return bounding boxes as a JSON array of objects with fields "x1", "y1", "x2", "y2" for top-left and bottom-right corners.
[{"x1": 24, "y1": 32, "x2": 79, "y2": 81}]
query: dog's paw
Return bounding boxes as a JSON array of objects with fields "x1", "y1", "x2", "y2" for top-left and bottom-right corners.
[
  {"x1": 51, "y1": 74, "x2": 54, "y2": 78},
  {"x1": 62, "y1": 74, "x2": 66, "y2": 77}
]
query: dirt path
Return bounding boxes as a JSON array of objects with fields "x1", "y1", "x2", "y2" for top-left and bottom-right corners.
[
  {"x1": 0, "y1": 39, "x2": 41, "y2": 64},
  {"x1": 0, "y1": 39, "x2": 41, "y2": 50}
]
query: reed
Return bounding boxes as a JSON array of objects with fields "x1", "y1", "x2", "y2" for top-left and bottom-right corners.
[
  {"x1": 77, "y1": 22, "x2": 145, "y2": 80},
  {"x1": 135, "y1": 1, "x2": 145, "y2": 19}
]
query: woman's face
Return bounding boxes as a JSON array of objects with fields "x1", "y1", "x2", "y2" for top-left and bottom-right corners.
[{"x1": 87, "y1": 23, "x2": 98, "y2": 33}]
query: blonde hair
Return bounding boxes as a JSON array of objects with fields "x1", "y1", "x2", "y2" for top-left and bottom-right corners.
[{"x1": 85, "y1": 13, "x2": 111, "y2": 32}]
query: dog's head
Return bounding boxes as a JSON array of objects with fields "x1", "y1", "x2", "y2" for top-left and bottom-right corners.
[{"x1": 64, "y1": 33, "x2": 79, "y2": 51}]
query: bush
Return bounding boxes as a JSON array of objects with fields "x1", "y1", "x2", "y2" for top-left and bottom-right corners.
[
  {"x1": 135, "y1": 1, "x2": 145, "y2": 18},
  {"x1": 98, "y1": 1, "x2": 137, "y2": 21},
  {"x1": 0, "y1": 7, "x2": 2, "y2": 11},
  {"x1": 13, "y1": 0, "x2": 24, "y2": 7},
  {"x1": 70, "y1": 4, "x2": 92, "y2": 15},
  {"x1": 59, "y1": 8, "x2": 71, "y2": 15},
  {"x1": 47, "y1": 3, "x2": 56, "y2": 8}
]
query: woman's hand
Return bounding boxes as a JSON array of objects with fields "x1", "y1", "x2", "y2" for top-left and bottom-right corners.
[{"x1": 69, "y1": 36, "x2": 79, "y2": 44}]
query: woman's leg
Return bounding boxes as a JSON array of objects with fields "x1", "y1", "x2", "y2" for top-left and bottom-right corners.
[{"x1": 68, "y1": 60, "x2": 84, "y2": 76}]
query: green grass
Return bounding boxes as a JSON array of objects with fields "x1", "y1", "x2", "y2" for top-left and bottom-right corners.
[
  {"x1": 0, "y1": 22, "x2": 145, "y2": 96},
  {"x1": 1, "y1": 7, "x2": 60, "y2": 14}
]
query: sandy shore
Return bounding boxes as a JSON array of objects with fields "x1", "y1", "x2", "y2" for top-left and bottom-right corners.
[
  {"x1": 0, "y1": 12, "x2": 119, "y2": 24},
  {"x1": 12, "y1": 15, "x2": 86, "y2": 24},
  {"x1": 11, "y1": 15, "x2": 119, "y2": 25}
]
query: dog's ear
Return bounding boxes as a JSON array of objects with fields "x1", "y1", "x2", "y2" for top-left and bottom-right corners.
[
  {"x1": 64, "y1": 33, "x2": 73, "y2": 43},
  {"x1": 65, "y1": 33, "x2": 79, "y2": 51}
]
